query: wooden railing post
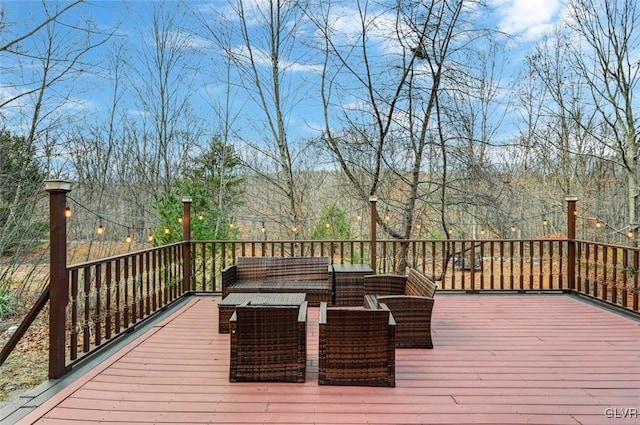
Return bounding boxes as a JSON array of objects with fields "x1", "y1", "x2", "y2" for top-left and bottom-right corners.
[
  {"x1": 369, "y1": 196, "x2": 377, "y2": 273},
  {"x1": 182, "y1": 197, "x2": 192, "y2": 293},
  {"x1": 45, "y1": 179, "x2": 72, "y2": 379},
  {"x1": 566, "y1": 196, "x2": 578, "y2": 292}
]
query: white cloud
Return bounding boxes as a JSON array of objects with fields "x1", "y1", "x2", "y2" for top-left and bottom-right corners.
[{"x1": 491, "y1": 0, "x2": 562, "y2": 41}]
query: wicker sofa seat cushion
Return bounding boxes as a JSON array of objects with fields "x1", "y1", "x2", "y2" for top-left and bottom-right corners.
[{"x1": 227, "y1": 280, "x2": 330, "y2": 290}]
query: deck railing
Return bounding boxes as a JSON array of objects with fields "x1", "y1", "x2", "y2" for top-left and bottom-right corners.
[
  {"x1": 188, "y1": 238, "x2": 571, "y2": 292},
  {"x1": 2, "y1": 189, "x2": 639, "y2": 380},
  {"x1": 65, "y1": 243, "x2": 184, "y2": 363}
]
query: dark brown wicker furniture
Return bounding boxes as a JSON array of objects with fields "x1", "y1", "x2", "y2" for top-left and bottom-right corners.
[
  {"x1": 364, "y1": 267, "x2": 437, "y2": 348},
  {"x1": 229, "y1": 297, "x2": 308, "y2": 383},
  {"x1": 218, "y1": 292, "x2": 307, "y2": 333},
  {"x1": 222, "y1": 256, "x2": 331, "y2": 306},
  {"x1": 331, "y1": 264, "x2": 374, "y2": 306},
  {"x1": 318, "y1": 302, "x2": 396, "y2": 387}
]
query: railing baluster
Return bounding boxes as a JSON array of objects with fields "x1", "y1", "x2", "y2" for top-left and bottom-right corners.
[
  {"x1": 131, "y1": 255, "x2": 137, "y2": 323},
  {"x1": 105, "y1": 262, "x2": 112, "y2": 340},
  {"x1": 95, "y1": 263, "x2": 102, "y2": 347},
  {"x1": 123, "y1": 257, "x2": 130, "y2": 329},
  {"x1": 83, "y1": 266, "x2": 91, "y2": 354},
  {"x1": 622, "y1": 249, "x2": 629, "y2": 308},
  {"x1": 633, "y1": 250, "x2": 639, "y2": 311},
  {"x1": 612, "y1": 248, "x2": 618, "y2": 304},
  {"x1": 70, "y1": 269, "x2": 79, "y2": 361}
]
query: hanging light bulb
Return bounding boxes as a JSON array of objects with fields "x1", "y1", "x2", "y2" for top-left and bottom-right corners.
[
  {"x1": 261, "y1": 222, "x2": 266, "y2": 233},
  {"x1": 198, "y1": 214, "x2": 204, "y2": 221},
  {"x1": 628, "y1": 230, "x2": 635, "y2": 239},
  {"x1": 325, "y1": 222, "x2": 330, "y2": 228},
  {"x1": 125, "y1": 234, "x2": 132, "y2": 243},
  {"x1": 542, "y1": 218, "x2": 548, "y2": 226},
  {"x1": 147, "y1": 233, "x2": 154, "y2": 242},
  {"x1": 96, "y1": 224, "x2": 104, "y2": 235},
  {"x1": 64, "y1": 206, "x2": 72, "y2": 218},
  {"x1": 595, "y1": 221, "x2": 602, "y2": 228},
  {"x1": 511, "y1": 225, "x2": 517, "y2": 233},
  {"x1": 164, "y1": 228, "x2": 170, "y2": 234},
  {"x1": 230, "y1": 222, "x2": 235, "y2": 229},
  {"x1": 356, "y1": 214, "x2": 362, "y2": 221},
  {"x1": 178, "y1": 217, "x2": 183, "y2": 223}
]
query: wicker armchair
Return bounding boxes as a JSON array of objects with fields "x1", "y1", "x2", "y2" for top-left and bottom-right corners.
[
  {"x1": 229, "y1": 301, "x2": 308, "y2": 382},
  {"x1": 364, "y1": 267, "x2": 436, "y2": 349},
  {"x1": 318, "y1": 302, "x2": 396, "y2": 387}
]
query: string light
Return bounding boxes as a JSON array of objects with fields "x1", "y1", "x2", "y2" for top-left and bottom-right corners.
[
  {"x1": 64, "y1": 206, "x2": 72, "y2": 218},
  {"x1": 628, "y1": 230, "x2": 635, "y2": 239},
  {"x1": 356, "y1": 214, "x2": 362, "y2": 221},
  {"x1": 164, "y1": 228, "x2": 170, "y2": 234},
  {"x1": 325, "y1": 223, "x2": 330, "y2": 228},
  {"x1": 261, "y1": 222, "x2": 266, "y2": 233},
  {"x1": 125, "y1": 233, "x2": 132, "y2": 243},
  {"x1": 147, "y1": 233, "x2": 154, "y2": 242},
  {"x1": 542, "y1": 218, "x2": 548, "y2": 226},
  {"x1": 178, "y1": 217, "x2": 183, "y2": 223},
  {"x1": 511, "y1": 226, "x2": 517, "y2": 233},
  {"x1": 198, "y1": 214, "x2": 204, "y2": 220},
  {"x1": 96, "y1": 224, "x2": 104, "y2": 235}
]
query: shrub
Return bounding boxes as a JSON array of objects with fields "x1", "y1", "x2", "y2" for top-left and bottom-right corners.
[{"x1": 0, "y1": 288, "x2": 17, "y2": 318}]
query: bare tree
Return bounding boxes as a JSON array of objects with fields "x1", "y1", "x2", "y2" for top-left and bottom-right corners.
[
  {"x1": 306, "y1": 0, "x2": 502, "y2": 269},
  {"x1": 565, "y1": 0, "x2": 640, "y2": 241},
  {"x1": 128, "y1": 0, "x2": 204, "y2": 196},
  {"x1": 198, "y1": 0, "x2": 318, "y2": 235}
]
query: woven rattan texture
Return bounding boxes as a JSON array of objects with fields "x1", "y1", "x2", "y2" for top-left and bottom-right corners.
[
  {"x1": 222, "y1": 257, "x2": 331, "y2": 306},
  {"x1": 364, "y1": 267, "x2": 436, "y2": 349},
  {"x1": 229, "y1": 302, "x2": 307, "y2": 383},
  {"x1": 318, "y1": 302, "x2": 395, "y2": 387}
]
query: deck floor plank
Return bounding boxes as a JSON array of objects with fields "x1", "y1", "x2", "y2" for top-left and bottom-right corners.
[{"x1": 15, "y1": 295, "x2": 640, "y2": 425}]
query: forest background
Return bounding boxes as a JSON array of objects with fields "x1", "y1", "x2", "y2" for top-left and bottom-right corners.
[{"x1": 0, "y1": 0, "x2": 639, "y2": 396}]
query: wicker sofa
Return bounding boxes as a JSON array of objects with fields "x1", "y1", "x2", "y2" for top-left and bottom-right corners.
[
  {"x1": 318, "y1": 302, "x2": 396, "y2": 387},
  {"x1": 221, "y1": 256, "x2": 332, "y2": 306},
  {"x1": 364, "y1": 267, "x2": 437, "y2": 348},
  {"x1": 229, "y1": 301, "x2": 308, "y2": 382}
]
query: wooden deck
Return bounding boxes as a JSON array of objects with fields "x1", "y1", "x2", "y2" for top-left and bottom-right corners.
[{"x1": 11, "y1": 294, "x2": 640, "y2": 424}]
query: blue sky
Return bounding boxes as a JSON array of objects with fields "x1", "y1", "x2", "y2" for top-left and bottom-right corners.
[{"x1": 0, "y1": 0, "x2": 565, "y2": 150}]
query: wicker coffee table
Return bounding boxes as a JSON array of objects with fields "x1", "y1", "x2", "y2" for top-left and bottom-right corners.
[{"x1": 218, "y1": 292, "x2": 306, "y2": 333}]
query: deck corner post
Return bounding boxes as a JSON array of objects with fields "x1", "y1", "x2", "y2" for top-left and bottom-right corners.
[
  {"x1": 182, "y1": 197, "x2": 192, "y2": 293},
  {"x1": 566, "y1": 196, "x2": 578, "y2": 292},
  {"x1": 369, "y1": 196, "x2": 378, "y2": 273},
  {"x1": 45, "y1": 179, "x2": 72, "y2": 379}
]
